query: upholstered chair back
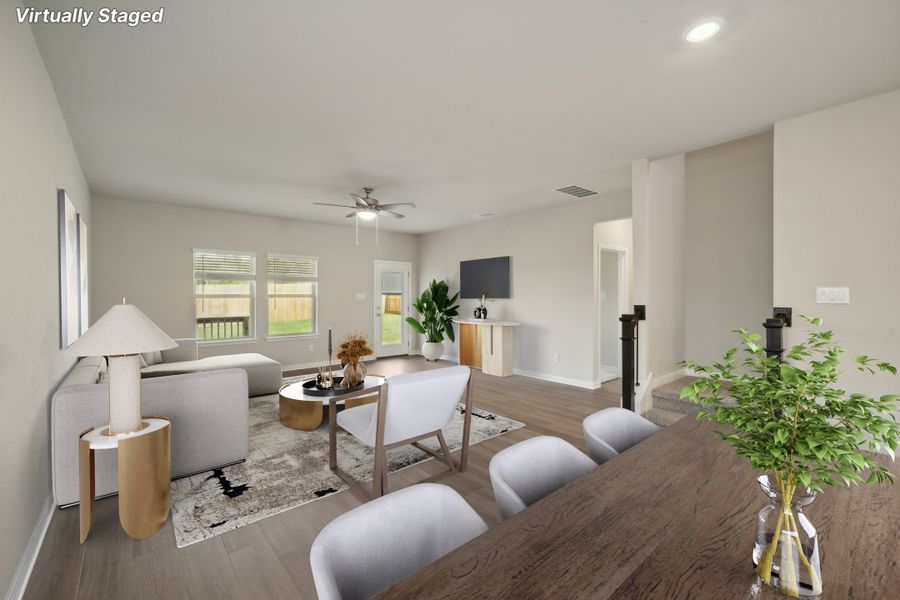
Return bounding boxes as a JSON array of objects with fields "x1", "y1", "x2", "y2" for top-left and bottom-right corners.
[{"x1": 310, "y1": 483, "x2": 488, "y2": 600}]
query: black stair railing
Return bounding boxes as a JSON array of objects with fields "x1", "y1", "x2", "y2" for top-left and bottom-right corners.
[{"x1": 620, "y1": 305, "x2": 646, "y2": 412}]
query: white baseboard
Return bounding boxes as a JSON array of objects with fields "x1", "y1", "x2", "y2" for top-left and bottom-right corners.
[
  {"x1": 648, "y1": 368, "x2": 687, "y2": 390},
  {"x1": 282, "y1": 355, "x2": 378, "y2": 373},
  {"x1": 513, "y1": 368, "x2": 597, "y2": 390},
  {"x1": 5, "y1": 494, "x2": 53, "y2": 600}
]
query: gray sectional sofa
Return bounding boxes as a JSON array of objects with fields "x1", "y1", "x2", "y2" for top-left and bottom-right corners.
[
  {"x1": 140, "y1": 338, "x2": 282, "y2": 397},
  {"x1": 51, "y1": 343, "x2": 282, "y2": 507}
]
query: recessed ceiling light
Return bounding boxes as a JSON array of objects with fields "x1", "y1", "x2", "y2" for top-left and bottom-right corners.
[{"x1": 685, "y1": 19, "x2": 722, "y2": 43}]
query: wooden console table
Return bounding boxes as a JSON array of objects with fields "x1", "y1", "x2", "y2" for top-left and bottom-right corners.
[{"x1": 454, "y1": 318, "x2": 520, "y2": 377}]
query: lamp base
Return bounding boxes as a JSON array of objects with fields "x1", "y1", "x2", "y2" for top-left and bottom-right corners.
[{"x1": 107, "y1": 354, "x2": 143, "y2": 435}]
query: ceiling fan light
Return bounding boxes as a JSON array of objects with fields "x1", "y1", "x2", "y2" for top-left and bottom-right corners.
[{"x1": 357, "y1": 210, "x2": 377, "y2": 221}]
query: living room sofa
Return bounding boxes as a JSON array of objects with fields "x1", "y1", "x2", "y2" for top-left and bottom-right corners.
[
  {"x1": 140, "y1": 338, "x2": 282, "y2": 397},
  {"x1": 51, "y1": 356, "x2": 251, "y2": 507}
]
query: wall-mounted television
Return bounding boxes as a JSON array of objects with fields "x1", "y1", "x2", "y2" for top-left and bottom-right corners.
[{"x1": 460, "y1": 256, "x2": 510, "y2": 299}]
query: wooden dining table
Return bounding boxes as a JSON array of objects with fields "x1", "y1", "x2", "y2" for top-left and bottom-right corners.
[{"x1": 374, "y1": 416, "x2": 900, "y2": 599}]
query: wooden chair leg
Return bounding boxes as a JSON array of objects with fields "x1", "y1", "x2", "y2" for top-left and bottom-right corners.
[
  {"x1": 382, "y1": 452, "x2": 390, "y2": 495},
  {"x1": 436, "y1": 431, "x2": 455, "y2": 471}
]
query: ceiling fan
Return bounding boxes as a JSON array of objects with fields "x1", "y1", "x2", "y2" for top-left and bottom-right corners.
[{"x1": 313, "y1": 187, "x2": 415, "y2": 221}]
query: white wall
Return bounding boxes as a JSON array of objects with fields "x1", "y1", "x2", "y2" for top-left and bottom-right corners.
[
  {"x1": 90, "y1": 197, "x2": 418, "y2": 368},
  {"x1": 0, "y1": 15, "x2": 91, "y2": 598},
  {"x1": 632, "y1": 155, "x2": 685, "y2": 384},
  {"x1": 774, "y1": 89, "x2": 900, "y2": 400},
  {"x1": 684, "y1": 131, "x2": 774, "y2": 365},
  {"x1": 418, "y1": 193, "x2": 632, "y2": 387}
]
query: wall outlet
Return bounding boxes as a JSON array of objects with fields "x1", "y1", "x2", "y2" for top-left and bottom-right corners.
[
  {"x1": 816, "y1": 287, "x2": 850, "y2": 304},
  {"x1": 552, "y1": 353, "x2": 559, "y2": 363},
  {"x1": 308, "y1": 343, "x2": 315, "y2": 351}
]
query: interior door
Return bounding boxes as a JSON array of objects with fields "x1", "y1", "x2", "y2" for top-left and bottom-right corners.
[{"x1": 374, "y1": 261, "x2": 410, "y2": 357}]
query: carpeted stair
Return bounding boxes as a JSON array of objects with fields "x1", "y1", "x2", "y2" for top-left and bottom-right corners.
[{"x1": 645, "y1": 376, "x2": 703, "y2": 427}]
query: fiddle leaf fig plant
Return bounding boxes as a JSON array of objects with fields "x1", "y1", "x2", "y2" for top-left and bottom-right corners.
[
  {"x1": 405, "y1": 279, "x2": 460, "y2": 343},
  {"x1": 680, "y1": 315, "x2": 899, "y2": 596}
]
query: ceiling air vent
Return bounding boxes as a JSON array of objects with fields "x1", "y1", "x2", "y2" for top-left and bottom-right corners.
[
  {"x1": 474, "y1": 211, "x2": 496, "y2": 219},
  {"x1": 555, "y1": 185, "x2": 598, "y2": 198}
]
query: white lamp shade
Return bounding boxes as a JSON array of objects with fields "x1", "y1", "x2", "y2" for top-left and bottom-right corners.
[{"x1": 65, "y1": 303, "x2": 176, "y2": 357}]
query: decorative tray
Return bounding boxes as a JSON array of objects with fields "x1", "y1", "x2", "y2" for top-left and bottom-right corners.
[{"x1": 301, "y1": 376, "x2": 365, "y2": 397}]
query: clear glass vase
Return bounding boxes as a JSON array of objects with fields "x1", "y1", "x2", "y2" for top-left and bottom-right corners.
[
  {"x1": 752, "y1": 474, "x2": 822, "y2": 597},
  {"x1": 341, "y1": 360, "x2": 367, "y2": 388}
]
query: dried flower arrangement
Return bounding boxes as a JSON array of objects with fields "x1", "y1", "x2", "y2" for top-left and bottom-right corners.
[{"x1": 337, "y1": 332, "x2": 373, "y2": 365}]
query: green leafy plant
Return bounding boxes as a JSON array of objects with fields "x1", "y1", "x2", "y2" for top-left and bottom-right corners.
[
  {"x1": 680, "y1": 316, "x2": 898, "y2": 596},
  {"x1": 405, "y1": 279, "x2": 460, "y2": 343}
]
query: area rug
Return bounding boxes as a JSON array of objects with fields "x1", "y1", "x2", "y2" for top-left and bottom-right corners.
[{"x1": 170, "y1": 381, "x2": 524, "y2": 547}]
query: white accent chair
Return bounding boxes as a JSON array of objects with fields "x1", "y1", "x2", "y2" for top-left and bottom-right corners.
[
  {"x1": 582, "y1": 407, "x2": 660, "y2": 464},
  {"x1": 330, "y1": 366, "x2": 473, "y2": 497},
  {"x1": 488, "y1": 435, "x2": 596, "y2": 521},
  {"x1": 310, "y1": 483, "x2": 488, "y2": 600}
]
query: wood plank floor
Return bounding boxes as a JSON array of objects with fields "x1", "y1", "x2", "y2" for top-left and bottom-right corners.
[{"x1": 25, "y1": 357, "x2": 621, "y2": 600}]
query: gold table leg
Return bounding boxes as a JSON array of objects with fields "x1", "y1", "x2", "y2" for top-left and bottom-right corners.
[
  {"x1": 79, "y1": 429, "x2": 95, "y2": 544},
  {"x1": 118, "y1": 421, "x2": 171, "y2": 540},
  {"x1": 279, "y1": 395, "x2": 325, "y2": 431}
]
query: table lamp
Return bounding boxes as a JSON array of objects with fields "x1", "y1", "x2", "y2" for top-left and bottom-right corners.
[{"x1": 66, "y1": 299, "x2": 176, "y2": 434}]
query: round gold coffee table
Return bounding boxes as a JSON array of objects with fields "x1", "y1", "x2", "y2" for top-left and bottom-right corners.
[{"x1": 279, "y1": 375, "x2": 385, "y2": 431}]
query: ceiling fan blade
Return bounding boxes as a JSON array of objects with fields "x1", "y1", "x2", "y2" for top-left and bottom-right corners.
[
  {"x1": 314, "y1": 202, "x2": 358, "y2": 208},
  {"x1": 377, "y1": 203, "x2": 416, "y2": 210},
  {"x1": 350, "y1": 193, "x2": 372, "y2": 208},
  {"x1": 345, "y1": 212, "x2": 358, "y2": 218},
  {"x1": 380, "y1": 210, "x2": 406, "y2": 219}
]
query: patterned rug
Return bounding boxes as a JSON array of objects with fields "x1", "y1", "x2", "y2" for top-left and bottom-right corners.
[{"x1": 170, "y1": 381, "x2": 524, "y2": 547}]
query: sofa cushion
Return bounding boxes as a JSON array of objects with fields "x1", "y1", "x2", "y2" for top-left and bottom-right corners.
[
  {"x1": 61, "y1": 366, "x2": 101, "y2": 388},
  {"x1": 141, "y1": 352, "x2": 282, "y2": 396},
  {"x1": 59, "y1": 356, "x2": 103, "y2": 388},
  {"x1": 141, "y1": 350, "x2": 163, "y2": 366}
]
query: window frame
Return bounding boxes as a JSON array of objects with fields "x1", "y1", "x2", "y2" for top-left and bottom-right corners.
[
  {"x1": 192, "y1": 248, "x2": 257, "y2": 345},
  {"x1": 265, "y1": 253, "x2": 319, "y2": 340}
]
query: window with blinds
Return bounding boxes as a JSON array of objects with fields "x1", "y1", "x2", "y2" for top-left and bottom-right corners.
[
  {"x1": 193, "y1": 249, "x2": 256, "y2": 341},
  {"x1": 267, "y1": 254, "x2": 318, "y2": 336}
]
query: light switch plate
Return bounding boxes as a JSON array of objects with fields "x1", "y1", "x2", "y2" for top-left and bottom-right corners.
[
  {"x1": 355, "y1": 292, "x2": 366, "y2": 300},
  {"x1": 816, "y1": 287, "x2": 850, "y2": 304}
]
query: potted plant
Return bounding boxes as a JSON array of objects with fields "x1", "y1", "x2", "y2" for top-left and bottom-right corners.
[
  {"x1": 406, "y1": 279, "x2": 460, "y2": 361},
  {"x1": 680, "y1": 316, "x2": 898, "y2": 598}
]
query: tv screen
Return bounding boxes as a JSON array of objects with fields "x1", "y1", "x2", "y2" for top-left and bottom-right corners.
[{"x1": 460, "y1": 256, "x2": 510, "y2": 299}]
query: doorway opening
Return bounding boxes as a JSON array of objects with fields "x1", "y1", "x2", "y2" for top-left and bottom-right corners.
[
  {"x1": 597, "y1": 245, "x2": 628, "y2": 382},
  {"x1": 373, "y1": 260, "x2": 411, "y2": 357}
]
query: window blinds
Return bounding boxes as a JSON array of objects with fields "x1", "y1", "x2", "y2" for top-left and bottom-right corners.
[
  {"x1": 193, "y1": 250, "x2": 256, "y2": 280},
  {"x1": 267, "y1": 255, "x2": 317, "y2": 281}
]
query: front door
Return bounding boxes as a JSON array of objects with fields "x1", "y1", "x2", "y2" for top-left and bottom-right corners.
[{"x1": 374, "y1": 261, "x2": 410, "y2": 357}]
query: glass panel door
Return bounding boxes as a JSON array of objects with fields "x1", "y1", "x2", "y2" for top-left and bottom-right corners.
[{"x1": 374, "y1": 261, "x2": 410, "y2": 357}]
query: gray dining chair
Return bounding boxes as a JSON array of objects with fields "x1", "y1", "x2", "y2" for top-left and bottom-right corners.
[
  {"x1": 310, "y1": 483, "x2": 488, "y2": 600},
  {"x1": 582, "y1": 407, "x2": 660, "y2": 464},
  {"x1": 488, "y1": 435, "x2": 597, "y2": 521}
]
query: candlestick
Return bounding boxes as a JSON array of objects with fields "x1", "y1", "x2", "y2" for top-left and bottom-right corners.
[{"x1": 327, "y1": 327, "x2": 334, "y2": 388}]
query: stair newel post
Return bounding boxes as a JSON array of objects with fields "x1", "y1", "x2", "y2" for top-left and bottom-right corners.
[
  {"x1": 620, "y1": 313, "x2": 638, "y2": 411},
  {"x1": 763, "y1": 317, "x2": 785, "y2": 361},
  {"x1": 633, "y1": 305, "x2": 646, "y2": 387}
]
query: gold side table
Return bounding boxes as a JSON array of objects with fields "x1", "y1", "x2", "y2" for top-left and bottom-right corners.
[
  {"x1": 79, "y1": 417, "x2": 171, "y2": 543},
  {"x1": 279, "y1": 376, "x2": 384, "y2": 431}
]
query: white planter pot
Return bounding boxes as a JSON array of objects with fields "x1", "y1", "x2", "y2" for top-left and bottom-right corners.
[{"x1": 422, "y1": 342, "x2": 444, "y2": 361}]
